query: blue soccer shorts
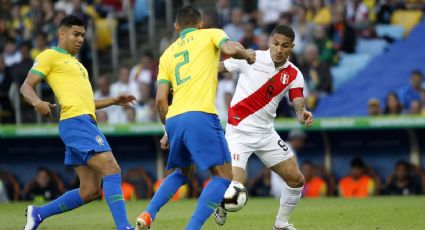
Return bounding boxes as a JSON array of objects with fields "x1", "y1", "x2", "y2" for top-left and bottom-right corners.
[
  {"x1": 165, "y1": 111, "x2": 231, "y2": 171},
  {"x1": 59, "y1": 114, "x2": 111, "y2": 166}
]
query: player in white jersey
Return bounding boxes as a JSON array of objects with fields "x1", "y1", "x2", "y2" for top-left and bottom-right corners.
[{"x1": 214, "y1": 25, "x2": 313, "y2": 230}]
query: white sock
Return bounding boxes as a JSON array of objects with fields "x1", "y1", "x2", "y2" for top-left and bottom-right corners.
[{"x1": 275, "y1": 182, "x2": 303, "y2": 228}]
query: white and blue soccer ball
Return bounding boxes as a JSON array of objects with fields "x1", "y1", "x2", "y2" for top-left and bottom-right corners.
[{"x1": 222, "y1": 181, "x2": 248, "y2": 212}]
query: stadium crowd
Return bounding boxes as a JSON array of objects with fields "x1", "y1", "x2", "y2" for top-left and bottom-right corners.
[{"x1": 1, "y1": 0, "x2": 425, "y2": 123}]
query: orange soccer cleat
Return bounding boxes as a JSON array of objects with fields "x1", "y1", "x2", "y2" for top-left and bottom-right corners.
[{"x1": 135, "y1": 212, "x2": 152, "y2": 230}]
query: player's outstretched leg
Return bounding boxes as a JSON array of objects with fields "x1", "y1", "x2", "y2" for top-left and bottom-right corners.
[
  {"x1": 271, "y1": 157, "x2": 304, "y2": 230},
  {"x1": 214, "y1": 165, "x2": 247, "y2": 226},
  {"x1": 186, "y1": 163, "x2": 232, "y2": 230},
  {"x1": 136, "y1": 169, "x2": 189, "y2": 230},
  {"x1": 89, "y1": 152, "x2": 134, "y2": 230},
  {"x1": 24, "y1": 189, "x2": 84, "y2": 230}
]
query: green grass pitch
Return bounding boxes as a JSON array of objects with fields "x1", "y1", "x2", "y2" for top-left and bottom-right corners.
[{"x1": 1, "y1": 197, "x2": 424, "y2": 229}]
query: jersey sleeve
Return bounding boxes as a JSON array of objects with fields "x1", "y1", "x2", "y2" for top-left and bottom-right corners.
[
  {"x1": 30, "y1": 51, "x2": 52, "y2": 78},
  {"x1": 290, "y1": 71, "x2": 305, "y2": 89},
  {"x1": 223, "y1": 58, "x2": 246, "y2": 73},
  {"x1": 289, "y1": 71, "x2": 305, "y2": 101},
  {"x1": 209, "y1": 29, "x2": 230, "y2": 49},
  {"x1": 157, "y1": 54, "x2": 171, "y2": 86}
]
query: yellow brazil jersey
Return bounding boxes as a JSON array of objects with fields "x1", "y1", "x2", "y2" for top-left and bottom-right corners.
[
  {"x1": 30, "y1": 47, "x2": 96, "y2": 120},
  {"x1": 157, "y1": 28, "x2": 229, "y2": 119}
]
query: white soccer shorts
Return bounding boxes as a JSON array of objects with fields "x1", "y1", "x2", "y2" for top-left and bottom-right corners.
[{"x1": 225, "y1": 126, "x2": 294, "y2": 170}]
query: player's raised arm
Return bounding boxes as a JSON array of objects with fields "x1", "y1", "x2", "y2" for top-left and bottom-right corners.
[
  {"x1": 220, "y1": 41, "x2": 256, "y2": 64},
  {"x1": 20, "y1": 72, "x2": 56, "y2": 116}
]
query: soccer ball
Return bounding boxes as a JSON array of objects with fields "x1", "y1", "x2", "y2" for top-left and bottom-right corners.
[{"x1": 222, "y1": 181, "x2": 248, "y2": 212}]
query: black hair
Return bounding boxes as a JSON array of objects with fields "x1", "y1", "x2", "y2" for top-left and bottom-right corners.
[
  {"x1": 271, "y1": 24, "x2": 295, "y2": 42},
  {"x1": 303, "y1": 160, "x2": 314, "y2": 166},
  {"x1": 176, "y1": 5, "x2": 202, "y2": 28},
  {"x1": 395, "y1": 160, "x2": 410, "y2": 169},
  {"x1": 384, "y1": 91, "x2": 402, "y2": 114},
  {"x1": 351, "y1": 158, "x2": 365, "y2": 169},
  {"x1": 411, "y1": 70, "x2": 423, "y2": 78},
  {"x1": 59, "y1": 15, "x2": 84, "y2": 28}
]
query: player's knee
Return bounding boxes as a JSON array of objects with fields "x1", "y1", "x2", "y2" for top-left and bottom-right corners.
[
  {"x1": 287, "y1": 173, "x2": 305, "y2": 188},
  {"x1": 102, "y1": 162, "x2": 121, "y2": 176},
  {"x1": 80, "y1": 187, "x2": 102, "y2": 202}
]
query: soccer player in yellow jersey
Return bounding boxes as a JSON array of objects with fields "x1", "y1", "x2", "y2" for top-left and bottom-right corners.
[
  {"x1": 135, "y1": 6, "x2": 256, "y2": 230},
  {"x1": 20, "y1": 15, "x2": 136, "y2": 230}
]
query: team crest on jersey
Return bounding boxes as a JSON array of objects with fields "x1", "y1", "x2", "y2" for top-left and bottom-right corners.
[
  {"x1": 95, "y1": 135, "x2": 104, "y2": 146},
  {"x1": 280, "y1": 72, "x2": 289, "y2": 84}
]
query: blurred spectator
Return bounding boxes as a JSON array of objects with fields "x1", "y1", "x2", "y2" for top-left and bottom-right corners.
[
  {"x1": 328, "y1": 7, "x2": 357, "y2": 53},
  {"x1": 135, "y1": 82, "x2": 156, "y2": 123},
  {"x1": 302, "y1": 161, "x2": 327, "y2": 198},
  {"x1": 96, "y1": 110, "x2": 108, "y2": 123},
  {"x1": 134, "y1": 0, "x2": 149, "y2": 23},
  {"x1": 45, "y1": 10, "x2": 66, "y2": 46},
  {"x1": 346, "y1": 0, "x2": 370, "y2": 28},
  {"x1": 0, "y1": 170, "x2": 20, "y2": 201},
  {"x1": 300, "y1": 43, "x2": 333, "y2": 109},
  {"x1": 257, "y1": 32, "x2": 269, "y2": 50},
  {"x1": 24, "y1": 167, "x2": 62, "y2": 202},
  {"x1": 385, "y1": 161, "x2": 422, "y2": 195},
  {"x1": 291, "y1": 5, "x2": 314, "y2": 55},
  {"x1": 223, "y1": 8, "x2": 245, "y2": 42},
  {"x1": 239, "y1": 22, "x2": 259, "y2": 50},
  {"x1": 258, "y1": 0, "x2": 292, "y2": 32},
  {"x1": 71, "y1": 0, "x2": 90, "y2": 25},
  {"x1": 9, "y1": 3, "x2": 31, "y2": 43},
  {"x1": 248, "y1": 168, "x2": 271, "y2": 197},
  {"x1": 110, "y1": 66, "x2": 130, "y2": 97},
  {"x1": 129, "y1": 51, "x2": 155, "y2": 100},
  {"x1": 54, "y1": 0, "x2": 75, "y2": 15},
  {"x1": 398, "y1": 70, "x2": 423, "y2": 111},
  {"x1": 125, "y1": 106, "x2": 136, "y2": 123},
  {"x1": 3, "y1": 38, "x2": 22, "y2": 67},
  {"x1": 312, "y1": 25, "x2": 335, "y2": 65},
  {"x1": 110, "y1": 66, "x2": 130, "y2": 123},
  {"x1": 94, "y1": 75, "x2": 111, "y2": 100},
  {"x1": 367, "y1": 98, "x2": 381, "y2": 116},
  {"x1": 410, "y1": 100, "x2": 422, "y2": 115},
  {"x1": 376, "y1": 0, "x2": 406, "y2": 24},
  {"x1": 31, "y1": 32, "x2": 48, "y2": 60},
  {"x1": 94, "y1": 75, "x2": 117, "y2": 123},
  {"x1": 216, "y1": 72, "x2": 235, "y2": 122},
  {"x1": 306, "y1": 0, "x2": 332, "y2": 26},
  {"x1": 339, "y1": 158, "x2": 375, "y2": 198},
  {"x1": 384, "y1": 91, "x2": 402, "y2": 115},
  {"x1": 11, "y1": 42, "x2": 33, "y2": 86},
  {"x1": 213, "y1": 0, "x2": 232, "y2": 28}
]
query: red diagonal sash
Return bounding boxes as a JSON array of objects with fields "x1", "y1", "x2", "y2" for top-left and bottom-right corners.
[{"x1": 228, "y1": 65, "x2": 298, "y2": 126}]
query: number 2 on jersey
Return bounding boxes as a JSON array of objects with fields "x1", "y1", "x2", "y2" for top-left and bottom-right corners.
[{"x1": 174, "y1": 50, "x2": 191, "y2": 86}]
